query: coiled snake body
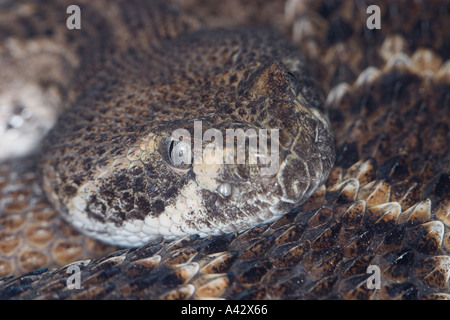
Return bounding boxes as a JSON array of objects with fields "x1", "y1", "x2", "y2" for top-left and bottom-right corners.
[{"x1": 0, "y1": 0, "x2": 449, "y2": 299}]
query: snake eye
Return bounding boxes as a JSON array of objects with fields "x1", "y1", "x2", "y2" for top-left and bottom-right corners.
[{"x1": 165, "y1": 138, "x2": 192, "y2": 170}]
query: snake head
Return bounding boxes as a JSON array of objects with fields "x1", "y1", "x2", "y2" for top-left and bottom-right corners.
[
  {"x1": 152, "y1": 59, "x2": 335, "y2": 240},
  {"x1": 40, "y1": 28, "x2": 334, "y2": 247}
]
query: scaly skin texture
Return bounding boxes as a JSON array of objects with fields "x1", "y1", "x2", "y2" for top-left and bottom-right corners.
[
  {"x1": 36, "y1": 1, "x2": 334, "y2": 246},
  {"x1": 0, "y1": 0, "x2": 334, "y2": 272},
  {"x1": 0, "y1": 0, "x2": 449, "y2": 299}
]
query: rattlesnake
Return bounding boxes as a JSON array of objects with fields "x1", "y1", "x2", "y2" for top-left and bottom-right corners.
[{"x1": 0, "y1": 0, "x2": 449, "y2": 299}]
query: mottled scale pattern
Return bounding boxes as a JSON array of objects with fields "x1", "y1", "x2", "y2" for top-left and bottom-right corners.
[
  {"x1": 32, "y1": 0, "x2": 334, "y2": 247},
  {"x1": 0, "y1": 158, "x2": 118, "y2": 277},
  {"x1": 0, "y1": 0, "x2": 449, "y2": 300}
]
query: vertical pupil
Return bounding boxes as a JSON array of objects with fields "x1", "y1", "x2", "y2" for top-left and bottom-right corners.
[
  {"x1": 169, "y1": 140, "x2": 175, "y2": 162},
  {"x1": 168, "y1": 140, "x2": 190, "y2": 166}
]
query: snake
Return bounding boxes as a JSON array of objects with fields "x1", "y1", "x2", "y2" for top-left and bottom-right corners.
[{"x1": 0, "y1": 0, "x2": 448, "y2": 299}]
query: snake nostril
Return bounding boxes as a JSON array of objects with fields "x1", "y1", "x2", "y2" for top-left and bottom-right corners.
[{"x1": 217, "y1": 183, "x2": 232, "y2": 197}]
